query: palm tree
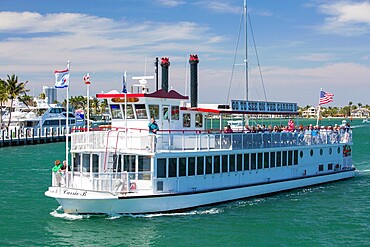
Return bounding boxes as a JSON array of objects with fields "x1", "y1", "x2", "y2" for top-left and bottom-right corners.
[
  {"x1": 5, "y1": 74, "x2": 29, "y2": 127},
  {"x1": 348, "y1": 101, "x2": 353, "y2": 117},
  {"x1": 0, "y1": 79, "x2": 8, "y2": 127}
]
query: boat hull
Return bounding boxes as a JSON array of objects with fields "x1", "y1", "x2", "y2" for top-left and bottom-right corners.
[{"x1": 45, "y1": 169, "x2": 355, "y2": 214}]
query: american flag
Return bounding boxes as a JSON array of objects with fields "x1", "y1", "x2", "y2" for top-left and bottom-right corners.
[{"x1": 319, "y1": 89, "x2": 334, "y2": 105}]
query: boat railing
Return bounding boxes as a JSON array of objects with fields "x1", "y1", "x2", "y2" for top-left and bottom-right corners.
[
  {"x1": 52, "y1": 170, "x2": 153, "y2": 194},
  {"x1": 70, "y1": 128, "x2": 352, "y2": 152}
]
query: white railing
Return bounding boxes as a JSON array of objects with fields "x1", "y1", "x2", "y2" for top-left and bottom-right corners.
[
  {"x1": 71, "y1": 129, "x2": 352, "y2": 152},
  {"x1": 52, "y1": 171, "x2": 153, "y2": 194}
]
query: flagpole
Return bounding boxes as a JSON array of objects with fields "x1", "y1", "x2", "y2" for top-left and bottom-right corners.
[
  {"x1": 87, "y1": 80, "x2": 90, "y2": 133},
  {"x1": 66, "y1": 61, "x2": 70, "y2": 169},
  {"x1": 316, "y1": 88, "x2": 322, "y2": 126}
]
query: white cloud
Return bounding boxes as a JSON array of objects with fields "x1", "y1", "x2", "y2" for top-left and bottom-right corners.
[
  {"x1": 298, "y1": 53, "x2": 334, "y2": 62},
  {"x1": 317, "y1": 1, "x2": 370, "y2": 35},
  {"x1": 0, "y1": 11, "x2": 229, "y2": 98},
  {"x1": 197, "y1": 1, "x2": 241, "y2": 14},
  {"x1": 157, "y1": 0, "x2": 185, "y2": 7}
]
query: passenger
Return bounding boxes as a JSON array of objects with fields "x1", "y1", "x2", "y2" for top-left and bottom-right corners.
[
  {"x1": 224, "y1": 125, "x2": 233, "y2": 133},
  {"x1": 288, "y1": 119, "x2": 295, "y2": 132},
  {"x1": 148, "y1": 117, "x2": 159, "y2": 151},
  {"x1": 52, "y1": 160, "x2": 63, "y2": 186},
  {"x1": 320, "y1": 126, "x2": 328, "y2": 144},
  {"x1": 148, "y1": 117, "x2": 159, "y2": 134}
]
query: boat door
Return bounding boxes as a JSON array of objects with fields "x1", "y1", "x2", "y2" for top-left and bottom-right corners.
[{"x1": 161, "y1": 105, "x2": 170, "y2": 132}]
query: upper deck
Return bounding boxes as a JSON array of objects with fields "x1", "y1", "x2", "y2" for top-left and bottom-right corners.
[{"x1": 71, "y1": 127, "x2": 352, "y2": 153}]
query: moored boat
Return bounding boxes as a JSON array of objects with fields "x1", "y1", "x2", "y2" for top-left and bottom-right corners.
[{"x1": 45, "y1": 55, "x2": 355, "y2": 214}]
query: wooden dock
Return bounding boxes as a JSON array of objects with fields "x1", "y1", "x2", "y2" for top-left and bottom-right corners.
[{"x1": 0, "y1": 127, "x2": 68, "y2": 147}]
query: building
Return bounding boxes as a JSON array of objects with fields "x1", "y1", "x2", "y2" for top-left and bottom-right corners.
[
  {"x1": 43, "y1": 86, "x2": 57, "y2": 104},
  {"x1": 302, "y1": 106, "x2": 318, "y2": 118},
  {"x1": 351, "y1": 108, "x2": 370, "y2": 118}
]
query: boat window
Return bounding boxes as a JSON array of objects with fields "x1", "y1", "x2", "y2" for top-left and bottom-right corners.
[
  {"x1": 149, "y1": 105, "x2": 159, "y2": 119},
  {"x1": 282, "y1": 151, "x2": 287, "y2": 166},
  {"x1": 169, "y1": 158, "x2": 177, "y2": 177},
  {"x1": 135, "y1": 104, "x2": 148, "y2": 119},
  {"x1": 188, "y1": 157, "x2": 195, "y2": 176},
  {"x1": 222, "y1": 155, "x2": 228, "y2": 172},
  {"x1": 236, "y1": 154, "x2": 242, "y2": 171},
  {"x1": 110, "y1": 104, "x2": 122, "y2": 119},
  {"x1": 214, "y1": 156, "x2": 220, "y2": 173},
  {"x1": 73, "y1": 153, "x2": 81, "y2": 172},
  {"x1": 195, "y1": 113, "x2": 203, "y2": 128},
  {"x1": 257, "y1": 153, "x2": 263, "y2": 169},
  {"x1": 123, "y1": 155, "x2": 136, "y2": 172},
  {"x1": 294, "y1": 150, "x2": 298, "y2": 165},
  {"x1": 138, "y1": 156, "x2": 151, "y2": 180},
  {"x1": 288, "y1": 151, "x2": 293, "y2": 166},
  {"x1": 244, "y1": 153, "x2": 250, "y2": 170},
  {"x1": 122, "y1": 104, "x2": 134, "y2": 119},
  {"x1": 171, "y1": 106, "x2": 179, "y2": 120},
  {"x1": 328, "y1": 163, "x2": 333, "y2": 170},
  {"x1": 205, "y1": 156, "x2": 212, "y2": 174},
  {"x1": 230, "y1": 154, "x2": 235, "y2": 172},
  {"x1": 276, "y1": 152, "x2": 282, "y2": 167},
  {"x1": 179, "y1": 157, "x2": 186, "y2": 176},
  {"x1": 92, "y1": 154, "x2": 99, "y2": 173},
  {"x1": 157, "y1": 158, "x2": 166, "y2": 178},
  {"x1": 264, "y1": 153, "x2": 269, "y2": 168},
  {"x1": 82, "y1": 154, "x2": 90, "y2": 172},
  {"x1": 270, "y1": 152, "x2": 276, "y2": 168},
  {"x1": 251, "y1": 153, "x2": 256, "y2": 170},
  {"x1": 318, "y1": 164, "x2": 324, "y2": 172},
  {"x1": 197, "y1": 156, "x2": 204, "y2": 175},
  {"x1": 183, "y1": 113, "x2": 191, "y2": 127},
  {"x1": 163, "y1": 106, "x2": 169, "y2": 120}
]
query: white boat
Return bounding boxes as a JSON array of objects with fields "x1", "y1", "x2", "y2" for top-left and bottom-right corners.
[
  {"x1": 363, "y1": 118, "x2": 369, "y2": 123},
  {"x1": 45, "y1": 55, "x2": 355, "y2": 214},
  {"x1": 2, "y1": 98, "x2": 75, "y2": 134},
  {"x1": 45, "y1": 1, "x2": 355, "y2": 214}
]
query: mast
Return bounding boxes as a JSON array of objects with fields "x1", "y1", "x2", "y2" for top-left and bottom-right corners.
[{"x1": 244, "y1": 0, "x2": 248, "y2": 101}]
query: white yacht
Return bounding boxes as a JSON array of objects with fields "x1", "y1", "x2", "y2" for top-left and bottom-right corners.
[{"x1": 45, "y1": 55, "x2": 355, "y2": 214}]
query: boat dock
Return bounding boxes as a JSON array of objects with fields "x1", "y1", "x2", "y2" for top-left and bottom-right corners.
[{"x1": 0, "y1": 127, "x2": 68, "y2": 148}]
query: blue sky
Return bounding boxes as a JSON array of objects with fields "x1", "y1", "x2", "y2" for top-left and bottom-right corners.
[{"x1": 0, "y1": 0, "x2": 369, "y2": 106}]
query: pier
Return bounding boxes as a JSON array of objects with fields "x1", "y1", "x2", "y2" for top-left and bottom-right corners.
[{"x1": 0, "y1": 127, "x2": 68, "y2": 147}]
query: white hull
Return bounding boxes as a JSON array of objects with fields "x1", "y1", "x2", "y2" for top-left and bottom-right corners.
[{"x1": 45, "y1": 169, "x2": 355, "y2": 214}]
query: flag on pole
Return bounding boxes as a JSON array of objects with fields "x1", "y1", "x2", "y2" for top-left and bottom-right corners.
[
  {"x1": 122, "y1": 71, "x2": 127, "y2": 93},
  {"x1": 83, "y1": 73, "x2": 90, "y2": 85},
  {"x1": 54, "y1": 69, "x2": 69, "y2": 88},
  {"x1": 319, "y1": 89, "x2": 334, "y2": 105}
]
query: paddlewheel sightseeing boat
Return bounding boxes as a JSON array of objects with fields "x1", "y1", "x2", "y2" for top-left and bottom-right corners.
[{"x1": 45, "y1": 55, "x2": 355, "y2": 214}]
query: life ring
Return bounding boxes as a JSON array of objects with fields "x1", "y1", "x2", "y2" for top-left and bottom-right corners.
[{"x1": 130, "y1": 182, "x2": 137, "y2": 191}]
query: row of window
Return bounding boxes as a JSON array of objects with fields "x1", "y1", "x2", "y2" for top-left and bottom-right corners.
[
  {"x1": 72, "y1": 153, "x2": 151, "y2": 174},
  {"x1": 109, "y1": 103, "x2": 204, "y2": 128},
  {"x1": 157, "y1": 150, "x2": 299, "y2": 178}
]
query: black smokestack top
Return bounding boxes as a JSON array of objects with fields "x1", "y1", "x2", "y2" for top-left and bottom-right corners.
[
  {"x1": 189, "y1": 54, "x2": 199, "y2": 108},
  {"x1": 161, "y1": 57, "x2": 170, "y2": 92}
]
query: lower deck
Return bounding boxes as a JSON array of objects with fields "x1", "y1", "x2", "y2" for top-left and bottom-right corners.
[{"x1": 55, "y1": 142, "x2": 353, "y2": 197}]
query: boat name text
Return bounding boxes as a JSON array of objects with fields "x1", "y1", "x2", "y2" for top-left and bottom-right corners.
[{"x1": 63, "y1": 189, "x2": 87, "y2": 197}]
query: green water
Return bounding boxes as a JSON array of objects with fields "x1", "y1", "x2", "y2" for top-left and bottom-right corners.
[{"x1": 0, "y1": 119, "x2": 369, "y2": 246}]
